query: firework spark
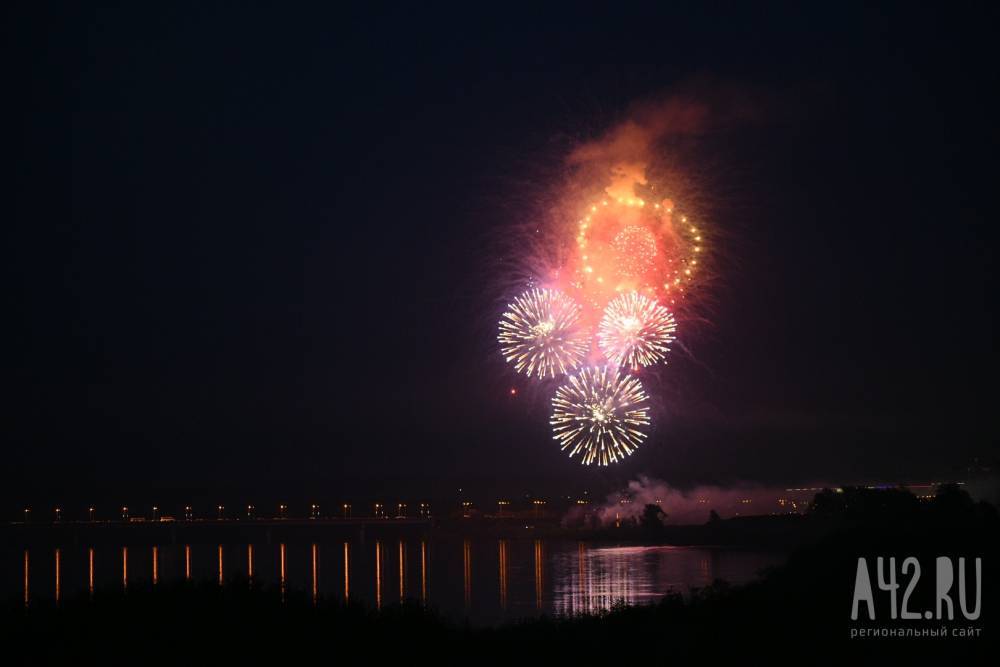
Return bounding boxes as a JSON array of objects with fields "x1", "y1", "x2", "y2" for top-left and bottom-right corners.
[
  {"x1": 498, "y1": 288, "x2": 588, "y2": 379},
  {"x1": 563, "y1": 197, "x2": 703, "y2": 318},
  {"x1": 550, "y1": 366, "x2": 650, "y2": 466},
  {"x1": 598, "y1": 291, "x2": 677, "y2": 369},
  {"x1": 612, "y1": 225, "x2": 658, "y2": 280}
]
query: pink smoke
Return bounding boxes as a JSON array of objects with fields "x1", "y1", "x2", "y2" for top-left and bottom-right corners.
[{"x1": 571, "y1": 475, "x2": 808, "y2": 527}]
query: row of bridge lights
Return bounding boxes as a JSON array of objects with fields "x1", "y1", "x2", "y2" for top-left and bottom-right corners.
[
  {"x1": 28, "y1": 499, "x2": 571, "y2": 522},
  {"x1": 24, "y1": 502, "x2": 433, "y2": 522}
]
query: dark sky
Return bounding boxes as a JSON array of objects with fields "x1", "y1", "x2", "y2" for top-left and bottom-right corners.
[{"x1": 5, "y1": 3, "x2": 998, "y2": 510}]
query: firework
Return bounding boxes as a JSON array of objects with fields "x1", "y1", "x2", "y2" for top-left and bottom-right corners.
[
  {"x1": 498, "y1": 288, "x2": 589, "y2": 379},
  {"x1": 563, "y1": 197, "x2": 703, "y2": 317},
  {"x1": 612, "y1": 225, "x2": 658, "y2": 280},
  {"x1": 495, "y1": 122, "x2": 713, "y2": 468},
  {"x1": 598, "y1": 291, "x2": 677, "y2": 369},
  {"x1": 550, "y1": 366, "x2": 650, "y2": 466}
]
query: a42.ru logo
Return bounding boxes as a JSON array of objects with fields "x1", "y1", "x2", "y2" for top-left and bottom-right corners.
[{"x1": 851, "y1": 556, "x2": 981, "y2": 620}]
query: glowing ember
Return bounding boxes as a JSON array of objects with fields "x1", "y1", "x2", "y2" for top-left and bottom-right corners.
[{"x1": 613, "y1": 225, "x2": 657, "y2": 280}]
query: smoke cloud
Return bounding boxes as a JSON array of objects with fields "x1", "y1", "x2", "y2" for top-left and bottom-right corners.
[
  {"x1": 575, "y1": 475, "x2": 805, "y2": 526},
  {"x1": 565, "y1": 88, "x2": 763, "y2": 203}
]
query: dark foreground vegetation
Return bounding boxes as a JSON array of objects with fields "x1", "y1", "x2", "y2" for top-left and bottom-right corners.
[{"x1": 4, "y1": 485, "x2": 996, "y2": 661}]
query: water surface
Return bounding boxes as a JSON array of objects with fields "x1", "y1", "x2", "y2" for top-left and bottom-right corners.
[{"x1": 5, "y1": 539, "x2": 785, "y2": 624}]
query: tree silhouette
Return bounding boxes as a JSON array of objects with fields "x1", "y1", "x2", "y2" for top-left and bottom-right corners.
[{"x1": 640, "y1": 504, "x2": 667, "y2": 532}]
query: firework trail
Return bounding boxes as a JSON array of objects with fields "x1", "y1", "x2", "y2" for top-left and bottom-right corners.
[
  {"x1": 498, "y1": 288, "x2": 589, "y2": 379},
  {"x1": 598, "y1": 291, "x2": 677, "y2": 369},
  {"x1": 550, "y1": 366, "x2": 650, "y2": 466}
]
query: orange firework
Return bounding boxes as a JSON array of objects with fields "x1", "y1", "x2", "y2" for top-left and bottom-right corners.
[{"x1": 554, "y1": 196, "x2": 703, "y2": 326}]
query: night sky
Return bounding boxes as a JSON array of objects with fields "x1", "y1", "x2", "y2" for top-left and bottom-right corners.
[{"x1": 6, "y1": 4, "x2": 997, "y2": 510}]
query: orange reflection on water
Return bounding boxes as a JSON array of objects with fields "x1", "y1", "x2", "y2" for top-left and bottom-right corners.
[
  {"x1": 398, "y1": 541, "x2": 406, "y2": 602},
  {"x1": 420, "y1": 540, "x2": 427, "y2": 603},
  {"x1": 533, "y1": 540, "x2": 544, "y2": 609},
  {"x1": 54, "y1": 548, "x2": 60, "y2": 604},
  {"x1": 343, "y1": 541, "x2": 350, "y2": 601},
  {"x1": 375, "y1": 541, "x2": 383, "y2": 610},
  {"x1": 217, "y1": 545, "x2": 223, "y2": 585},
  {"x1": 279, "y1": 543, "x2": 286, "y2": 600},
  {"x1": 122, "y1": 547, "x2": 128, "y2": 590},
  {"x1": 248, "y1": 544, "x2": 254, "y2": 580},
  {"x1": 463, "y1": 539, "x2": 472, "y2": 609},
  {"x1": 498, "y1": 540, "x2": 508, "y2": 610},
  {"x1": 89, "y1": 548, "x2": 94, "y2": 596},
  {"x1": 311, "y1": 544, "x2": 318, "y2": 605},
  {"x1": 185, "y1": 545, "x2": 191, "y2": 580},
  {"x1": 23, "y1": 550, "x2": 29, "y2": 607},
  {"x1": 152, "y1": 546, "x2": 158, "y2": 585}
]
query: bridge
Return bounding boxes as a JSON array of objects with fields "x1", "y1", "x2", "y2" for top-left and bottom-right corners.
[{"x1": 3, "y1": 518, "x2": 435, "y2": 547}]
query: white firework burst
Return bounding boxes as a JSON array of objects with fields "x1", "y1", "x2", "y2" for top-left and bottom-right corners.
[
  {"x1": 550, "y1": 366, "x2": 650, "y2": 466},
  {"x1": 498, "y1": 288, "x2": 588, "y2": 379},
  {"x1": 598, "y1": 291, "x2": 677, "y2": 369}
]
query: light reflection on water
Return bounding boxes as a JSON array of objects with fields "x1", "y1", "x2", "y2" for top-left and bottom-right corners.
[
  {"x1": 7, "y1": 540, "x2": 785, "y2": 624},
  {"x1": 551, "y1": 544, "x2": 741, "y2": 616},
  {"x1": 343, "y1": 541, "x2": 350, "y2": 602}
]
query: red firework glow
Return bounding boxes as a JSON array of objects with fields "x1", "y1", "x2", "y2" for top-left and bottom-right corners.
[{"x1": 543, "y1": 194, "x2": 703, "y2": 336}]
